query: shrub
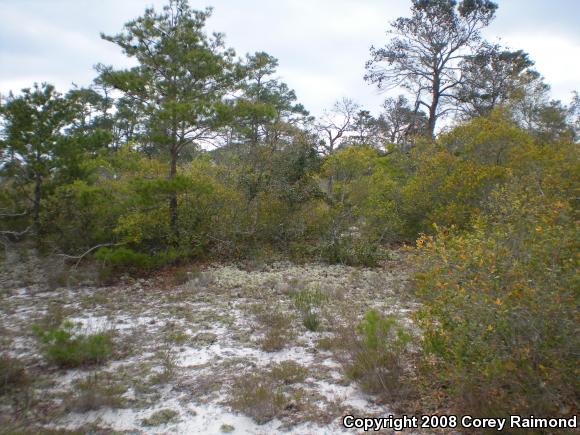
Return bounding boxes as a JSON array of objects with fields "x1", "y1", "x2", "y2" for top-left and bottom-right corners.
[
  {"x1": 142, "y1": 409, "x2": 179, "y2": 426},
  {"x1": 220, "y1": 424, "x2": 235, "y2": 433},
  {"x1": 67, "y1": 372, "x2": 125, "y2": 411},
  {"x1": 346, "y1": 310, "x2": 413, "y2": 401},
  {"x1": 291, "y1": 287, "x2": 328, "y2": 331},
  {"x1": 151, "y1": 347, "x2": 178, "y2": 383},
  {"x1": 229, "y1": 372, "x2": 289, "y2": 424},
  {"x1": 33, "y1": 321, "x2": 113, "y2": 368},
  {"x1": 251, "y1": 305, "x2": 294, "y2": 352},
  {"x1": 319, "y1": 232, "x2": 382, "y2": 267},
  {"x1": 269, "y1": 360, "x2": 308, "y2": 385},
  {"x1": 94, "y1": 246, "x2": 154, "y2": 272},
  {"x1": 400, "y1": 148, "x2": 507, "y2": 235},
  {"x1": 413, "y1": 183, "x2": 579, "y2": 416}
]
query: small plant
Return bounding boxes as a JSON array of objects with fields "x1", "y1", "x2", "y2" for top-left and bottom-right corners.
[
  {"x1": 170, "y1": 267, "x2": 190, "y2": 286},
  {"x1": 269, "y1": 360, "x2": 308, "y2": 385},
  {"x1": 220, "y1": 423, "x2": 235, "y2": 433},
  {"x1": 66, "y1": 372, "x2": 126, "y2": 411},
  {"x1": 142, "y1": 408, "x2": 179, "y2": 426},
  {"x1": 33, "y1": 321, "x2": 113, "y2": 368},
  {"x1": 251, "y1": 305, "x2": 294, "y2": 352},
  {"x1": 319, "y1": 234, "x2": 382, "y2": 267},
  {"x1": 316, "y1": 337, "x2": 334, "y2": 351},
  {"x1": 151, "y1": 347, "x2": 178, "y2": 383},
  {"x1": 346, "y1": 310, "x2": 413, "y2": 400},
  {"x1": 292, "y1": 287, "x2": 328, "y2": 332},
  {"x1": 36, "y1": 302, "x2": 66, "y2": 330},
  {"x1": 162, "y1": 322, "x2": 190, "y2": 345},
  {"x1": 229, "y1": 372, "x2": 288, "y2": 424},
  {"x1": 0, "y1": 355, "x2": 28, "y2": 394}
]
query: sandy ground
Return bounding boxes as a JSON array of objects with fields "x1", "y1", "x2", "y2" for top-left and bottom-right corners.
[{"x1": 0, "y1": 249, "x2": 420, "y2": 434}]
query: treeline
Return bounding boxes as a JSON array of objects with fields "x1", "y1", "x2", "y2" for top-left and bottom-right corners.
[{"x1": 1, "y1": 0, "x2": 578, "y2": 418}]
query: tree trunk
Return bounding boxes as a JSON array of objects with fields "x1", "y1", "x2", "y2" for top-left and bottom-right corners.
[
  {"x1": 428, "y1": 71, "x2": 441, "y2": 138},
  {"x1": 169, "y1": 148, "x2": 179, "y2": 243},
  {"x1": 33, "y1": 170, "x2": 41, "y2": 235}
]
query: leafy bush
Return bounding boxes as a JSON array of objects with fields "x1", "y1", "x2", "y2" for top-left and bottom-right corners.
[
  {"x1": 269, "y1": 360, "x2": 308, "y2": 385},
  {"x1": 318, "y1": 226, "x2": 383, "y2": 267},
  {"x1": 94, "y1": 245, "x2": 190, "y2": 277},
  {"x1": 346, "y1": 310, "x2": 413, "y2": 400},
  {"x1": 33, "y1": 321, "x2": 114, "y2": 368},
  {"x1": 400, "y1": 148, "x2": 507, "y2": 235},
  {"x1": 94, "y1": 246, "x2": 153, "y2": 271},
  {"x1": 413, "y1": 181, "x2": 579, "y2": 416}
]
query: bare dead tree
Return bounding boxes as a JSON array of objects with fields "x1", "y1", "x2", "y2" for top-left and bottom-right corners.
[{"x1": 316, "y1": 98, "x2": 360, "y2": 155}]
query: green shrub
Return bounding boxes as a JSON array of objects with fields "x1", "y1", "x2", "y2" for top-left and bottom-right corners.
[
  {"x1": 33, "y1": 321, "x2": 113, "y2": 368},
  {"x1": 142, "y1": 408, "x2": 179, "y2": 426},
  {"x1": 319, "y1": 234, "x2": 382, "y2": 267},
  {"x1": 269, "y1": 361, "x2": 308, "y2": 385},
  {"x1": 94, "y1": 246, "x2": 154, "y2": 271},
  {"x1": 413, "y1": 183, "x2": 579, "y2": 416},
  {"x1": 251, "y1": 305, "x2": 295, "y2": 352},
  {"x1": 346, "y1": 310, "x2": 413, "y2": 400},
  {"x1": 291, "y1": 287, "x2": 328, "y2": 331}
]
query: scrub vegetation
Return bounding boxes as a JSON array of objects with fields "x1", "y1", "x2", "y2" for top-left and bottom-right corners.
[{"x1": 1, "y1": 0, "x2": 578, "y2": 432}]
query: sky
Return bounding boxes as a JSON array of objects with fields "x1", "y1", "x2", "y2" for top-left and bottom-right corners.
[{"x1": 1, "y1": 0, "x2": 579, "y2": 118}]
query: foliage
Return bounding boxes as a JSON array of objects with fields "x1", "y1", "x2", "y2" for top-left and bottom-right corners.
[
  {"x1": 33, "y1": 321, "x2": 114, "y2": 368},
  {"x1": 365, "y1": 0, "x2": 498, "y2": 135},
  {"x1": 413, "y1": 177, "x2": 579, "y2": 416},
  {"x1": 1, "y1": 0, "x2": 579, "y2": 421},
  {"x1": 94, "y1": 246, "x2": 156, "y2": 271},
  {"x1": 229, "y1": 372, "x2": 288, "y2": 424},
  {"x1": 346, "y1": 310, "x2": 413, "y2": 400},
  {"x1": 67, "y1": 372, "x2": 126, "y2": 412},
  {"x1": 142, "y1": 409, "x2": 180, "y2": 427},
  {"x1": 291, "y1": 287, "x2": 328, "y2": 331}
]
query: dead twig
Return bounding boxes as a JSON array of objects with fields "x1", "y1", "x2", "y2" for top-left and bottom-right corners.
[{"x1": 58, "y1": 242, "x2": 127, "y2": 268}]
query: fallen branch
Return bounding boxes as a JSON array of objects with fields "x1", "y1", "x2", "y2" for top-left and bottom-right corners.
[{"x1": 58, "y1": 242, "x2": 127, "y2": 268}]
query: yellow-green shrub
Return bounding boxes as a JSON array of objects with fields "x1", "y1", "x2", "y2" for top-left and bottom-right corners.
[{"x1": 413, "y1": 180, "x2": 579, "y2": 416}]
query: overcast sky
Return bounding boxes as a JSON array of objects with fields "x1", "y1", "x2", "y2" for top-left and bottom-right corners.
[{"x1": 1, "y1": 0, "x2": 579, "y2": 118}]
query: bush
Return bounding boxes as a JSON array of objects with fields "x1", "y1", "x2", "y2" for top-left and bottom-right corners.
[
  {"x1": 142, "y1": 409, "x2": 180, "y2": 426},
  {"x1": 400, "y1": 148, "x2": 506, "y2": 235},
  {"x1": 291, "y1": 287, "x2": 328, "y2": 331},
  {"x1": 33, "y1": 321, "x2": 114, "y2": 368},
  {"x1": 67, "y1": 372, "x2": 126, "y2": 411},
  {"x1": 94, "y1": 246, "x2": 154, "y2": 271},
  {"x1": 251, "y1": 305, "x2": 295, "y2": 352},
  {"x1": 413, "y1": 182, "x2": 579, "y2": 416},
  {"x1": 346, "y1": 310, "x2": 413, "y2": 401},
  {"x1": 230, "y1": 373, "x2": 287, "y2": 424},
  {"x1": 319, "y1": 231, "x2": 382, "y2": 267}
]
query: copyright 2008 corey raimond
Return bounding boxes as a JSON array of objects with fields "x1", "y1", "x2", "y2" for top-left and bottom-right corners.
[{"x1": 342, "y1": 414, "x2": 578, "y2": 432}]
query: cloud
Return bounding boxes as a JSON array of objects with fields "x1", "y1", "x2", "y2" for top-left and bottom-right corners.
[{"x1": 1, "y1": 0, "x2": 578, "y2": 115}]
